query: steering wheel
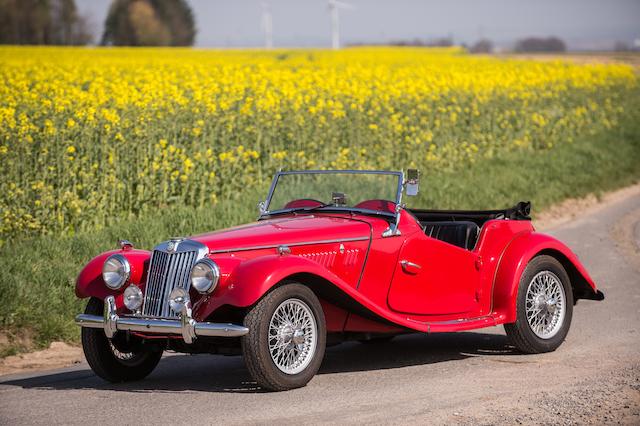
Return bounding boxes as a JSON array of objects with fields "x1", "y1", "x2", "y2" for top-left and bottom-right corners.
[{"x1": 283, "y1": 199, "x2": 325, "y2": 209}]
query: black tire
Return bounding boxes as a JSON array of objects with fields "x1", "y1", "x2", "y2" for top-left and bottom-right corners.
[
  {"x1": 242, "y1": 283, "x2": 326, "y2": 391},
  {"x1": 505, "y1": 255, "x2": 573, "y2": 354},
  {"x1": 81, "y1": 298, "x2": 164, "y2": 383}
]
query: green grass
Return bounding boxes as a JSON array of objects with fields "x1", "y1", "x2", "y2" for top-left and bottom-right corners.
[{"x1": 1, "y1": 99, "x2": 639, "y2": 356}]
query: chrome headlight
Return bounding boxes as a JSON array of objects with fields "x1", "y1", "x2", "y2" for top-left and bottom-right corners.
[
  {"x1": 102, "y1": 254, "x2": 130, "y2": 290},
  {"x1": 123, "y1": 284, "x2": 143, "y2": 311},
  {"x1": 189, "y1": 258, "x2": 220, "y2": 294}
]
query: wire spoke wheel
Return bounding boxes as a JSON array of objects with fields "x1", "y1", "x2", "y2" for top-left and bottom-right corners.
[
  {"x1": 268, "y1": 298, "x2": 317, "y2": 375},
  {"x1": 525, "y1": 270, "x2": 566, "y2": 339},
  {"x1": 108, "y1": 340, "x2": 136, "y2": 361}
]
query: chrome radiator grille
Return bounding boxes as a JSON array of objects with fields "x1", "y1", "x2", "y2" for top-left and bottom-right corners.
[{"x1": 142, "y1": 239, "x2": 207, "y2": 318}]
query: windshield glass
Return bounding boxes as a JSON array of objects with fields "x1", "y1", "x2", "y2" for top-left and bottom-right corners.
[{"x1": 266, "y1": 171, "x2": 402, "y2": 215}]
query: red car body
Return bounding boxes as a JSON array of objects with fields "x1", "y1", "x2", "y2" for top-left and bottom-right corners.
[
  {"x1": 76, "y1": 199, "x2": 603, "y2": 337},
  {"x1": 75, "y1": 169, "x2": 605, "y2": 390}
]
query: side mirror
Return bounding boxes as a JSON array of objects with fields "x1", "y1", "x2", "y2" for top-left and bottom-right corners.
[
  {"x1": 405, "y1": 169, "x2": 419, "y2": 196},
  {"x1": 332, "y1": 192, "x2": 347, "y2": 206}
]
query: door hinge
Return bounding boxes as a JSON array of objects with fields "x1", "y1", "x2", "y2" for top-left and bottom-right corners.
[{"x1": 475, "y1": 256, "x2": 483, "y2": 271}]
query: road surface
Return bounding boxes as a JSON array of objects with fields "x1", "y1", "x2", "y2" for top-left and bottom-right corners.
[{"x1": 1, "y1": 191, "x2": 639, "y2": 425}]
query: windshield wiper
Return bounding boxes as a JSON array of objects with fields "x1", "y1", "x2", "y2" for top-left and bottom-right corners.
[
  {"x1": 293, "y1": 202, "x2": 334, "y2": 214},
  {"x1": 261, "y1": 202, "x2": 336, "y2": 218}
]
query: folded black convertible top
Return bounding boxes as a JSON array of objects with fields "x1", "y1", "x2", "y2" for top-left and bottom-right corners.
[{"x1": 408, "y1": 201, "x2": 532, "y2": 226}]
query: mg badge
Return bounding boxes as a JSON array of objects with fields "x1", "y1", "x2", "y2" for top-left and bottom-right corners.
[{"x1": 167, "y1": 237, "x2": 183, "y2": 253}]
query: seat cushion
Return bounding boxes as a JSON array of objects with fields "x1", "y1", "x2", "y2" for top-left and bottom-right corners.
[{"x1": 422, "y1": 221, "x2": 480, "y2": 250}]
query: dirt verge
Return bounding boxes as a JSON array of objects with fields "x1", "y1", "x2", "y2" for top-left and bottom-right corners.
[
  {"x1": 0, "y1": 341, "x2": 82, "y2": 376},
  {"x1": 533, "y1": 183, "x2": 640, "y2": 230}
]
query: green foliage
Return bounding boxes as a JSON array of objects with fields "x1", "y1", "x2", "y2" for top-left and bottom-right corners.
[{"x1": 1, "y1": 108, "x2": 639, "y2": 354}]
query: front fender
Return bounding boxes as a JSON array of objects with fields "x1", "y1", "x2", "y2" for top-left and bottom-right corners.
[
  {"x1": 196, "y1": 253, "x2": 433, "y2": 333},
  {"x1": 75, "y1": 249, "x2": 151, "y2": 300},
  {"x1": 196, "y1": 254, "x2": 356, "y2": 319},
  {"x1": 492, "y1": 232, "x2": 602, "y2": 323}
]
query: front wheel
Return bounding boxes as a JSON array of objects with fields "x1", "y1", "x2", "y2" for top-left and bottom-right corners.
[
  {"x1": 242, "y1": 283, "x2": 326, "y2": 391},
  {"x1": 505, "y1": 255, "x2": 573, "y2": 353},
  {"x1": 81, "y1": 298, "x2": 164, "y2": 383}
]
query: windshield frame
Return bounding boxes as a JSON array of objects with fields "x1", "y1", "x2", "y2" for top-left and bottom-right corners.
[{"x1": 260, "y1": 170, "x2": 404, "y2": 219}]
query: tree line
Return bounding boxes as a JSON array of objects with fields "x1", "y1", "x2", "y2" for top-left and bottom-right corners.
[{"x1": 0, "y1": 0, "x2": 195, "y2": 46}]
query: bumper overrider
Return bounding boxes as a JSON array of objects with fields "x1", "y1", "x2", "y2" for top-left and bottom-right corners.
[{"x1": 75, "y1": 295, "x2": 249, "y2": 344}]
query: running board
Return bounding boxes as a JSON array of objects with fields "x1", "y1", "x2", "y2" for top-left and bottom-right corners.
[{"x1": 407, "y1": 315, "x2": 497, "y2": 333}]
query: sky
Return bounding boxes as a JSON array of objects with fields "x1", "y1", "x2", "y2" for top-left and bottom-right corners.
[{"x1": 77, "y1": 0, "x2": 640, "y2": 50}]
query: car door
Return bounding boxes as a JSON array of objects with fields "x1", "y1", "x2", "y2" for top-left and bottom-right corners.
[{"x1": 387, "y1": 232, "x2": 480, "y2": 316}]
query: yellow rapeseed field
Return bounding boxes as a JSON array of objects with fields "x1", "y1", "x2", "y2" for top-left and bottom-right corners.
[{"x1": 0, "y1": 46, "x2": 637, "y2": 240}]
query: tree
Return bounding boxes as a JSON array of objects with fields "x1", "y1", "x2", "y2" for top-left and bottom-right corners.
[
  {"x1": 470, "y1": 39, "x2": 493, "y2": 54},
  {"x1": 514, "y1": 37, "x2": 566, "y2": 53},
  {"x1": 101, "y1": 0, "x2": 196, "y2": 46},
  {"x1": 51, "y1": 0, "x2": 92, "y2": 45},
  {"x1": 0, "y1": 0, "x2": 92, "y2": 45}
]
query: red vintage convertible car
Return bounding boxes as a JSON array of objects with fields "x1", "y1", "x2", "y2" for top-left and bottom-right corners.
[{"x1": 75, "y1": 169, "x2": 604, "y2": 391}]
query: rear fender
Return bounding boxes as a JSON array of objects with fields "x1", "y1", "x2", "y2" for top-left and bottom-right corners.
[
  {"x1": 75, "y1": 249, "x2": 151, "y2": 300},
  {"x1": 492, "y1": 232, "x2": 602, "y2": 323}
]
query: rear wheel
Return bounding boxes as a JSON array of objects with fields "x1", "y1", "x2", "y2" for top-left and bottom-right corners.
[
  {"x1": 242, "y1": 284, "x2": 326, "y2": 391},
  {"x1": 505, "y1": 255, "x2": 573, "y2": 353},
  {"x1": 81, "y1": 298, "x2": 164, "y2": 383}
]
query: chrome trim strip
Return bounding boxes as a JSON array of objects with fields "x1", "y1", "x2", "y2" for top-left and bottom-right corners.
[
  {"x1": 208, "y1": 236, "x2": 370, "y2": 254},
  {"x1": 76, "y1": 296, "x2": 249, "y2": 340}
]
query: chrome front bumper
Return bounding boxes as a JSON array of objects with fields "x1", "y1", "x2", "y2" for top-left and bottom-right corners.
[{"x1": 75, "y1": 296, "x2": 249, "y2": 344}]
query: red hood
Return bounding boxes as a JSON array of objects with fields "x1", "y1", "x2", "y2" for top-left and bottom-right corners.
[{"x1": 190, "y1": 215, "x2": 372, "y2": 252}]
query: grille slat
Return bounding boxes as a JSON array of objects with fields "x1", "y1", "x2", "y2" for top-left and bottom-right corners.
[
  {"x1": 151, "y1": 251, "x2": 168, "y2": 316},
  {"x1": 142, "y1": 240, "x2": 203, "y2": 318},
  {"x1": 148, "y1": 251, "x2": 160, "y2": 316}
]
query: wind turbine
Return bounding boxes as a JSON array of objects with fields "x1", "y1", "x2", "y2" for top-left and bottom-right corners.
[
  {"x1": 328, "y1": 0, "x2": 355, "y2": 50},
  {"x1": 261, "y1": 2, "x2": 273, "y2": 49}
]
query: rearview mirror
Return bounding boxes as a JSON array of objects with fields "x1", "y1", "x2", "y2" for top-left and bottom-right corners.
[{"x1": 405, "y1": 169, "x2": 419, "y2": 196}]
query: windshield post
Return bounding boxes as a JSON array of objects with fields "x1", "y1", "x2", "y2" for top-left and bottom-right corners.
[{"x1": 382, "y1": 203, "x2": 402, "y2": 237}]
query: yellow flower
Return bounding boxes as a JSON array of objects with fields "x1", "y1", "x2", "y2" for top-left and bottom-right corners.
[{"x1": 0, "y1": 45, "x2": 635, "y2": 239}]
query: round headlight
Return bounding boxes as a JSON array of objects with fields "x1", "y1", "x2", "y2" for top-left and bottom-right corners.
[
  {"x1": 123, "y1": 285, "x2": 143, "y2": 311},
  {"x1": 102, "y1": 254, "x2": 130, "y2": 290},
  {"x1": 168, "y1": 287, "x2": 190, "y2": 314},
  {"x1": 190, "y1": 258, "x2": 220, "y2": 294}
]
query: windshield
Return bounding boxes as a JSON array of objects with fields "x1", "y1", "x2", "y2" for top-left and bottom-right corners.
[{"x1": 265, "y1": 170, "x2": 403, "y2": 216}]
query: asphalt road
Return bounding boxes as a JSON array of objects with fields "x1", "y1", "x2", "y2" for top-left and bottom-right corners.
[{"x1": 1, "y1": 193, "x2": 639, "y2": 425}]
